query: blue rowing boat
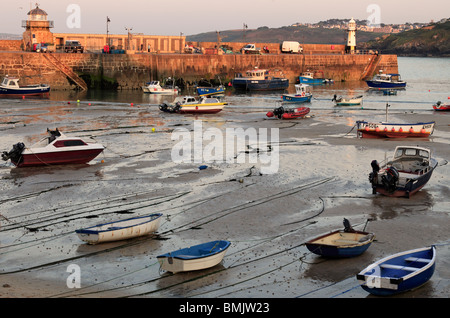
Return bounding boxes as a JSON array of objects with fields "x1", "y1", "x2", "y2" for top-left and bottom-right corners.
[
  {"x1": 196, "y1": 85, "x2": 225, "y2": 97},
  {"x1": 357, "y1": 246, "x2": 436, "y2": 296}
]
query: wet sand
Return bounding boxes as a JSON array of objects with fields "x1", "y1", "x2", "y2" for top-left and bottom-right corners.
[{"x1": 0, "y1": 100, "x2": 449, "y2": 300}]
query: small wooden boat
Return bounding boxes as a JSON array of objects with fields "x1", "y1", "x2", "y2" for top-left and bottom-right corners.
[
  {"x1": 357, "y1": 246, "x2": 436, "y2": 296},
  {"x1": 281, "y1": 84, "x2": 312, "y2": 103},
  {"x1": 333, "y1": 94, "x2": 363, "y2": 106},
  {"x1": 369, "y1": 145, "x2": 437, "y2": 198},
  {"x1": 159, "y1": 96, "x2": 227, "y2": 114},
  {"x1": 0, "y1": 75, "x2": 50, "y2": 97},
  {"x1": 305, "y1": 219, "x2": 375, "y2": 258},
  {"x1": 1, "y1": 128, "x2": 105, "y2": 167},
  {"x1": 356, "y1": 121, "x2": 435, "y2": 138},
  {"x1": 75, "y1": 213, "x2": 163, "y2": 244},
  {"x1": 157, "y1": 240, "x2": 231, "y2": 273},
  {"x1": 266, "y1": 106, "x2": 310, "y2": 119},
  {"x1": 433, "y1": 101, "x2": 450, "y2": 111}
]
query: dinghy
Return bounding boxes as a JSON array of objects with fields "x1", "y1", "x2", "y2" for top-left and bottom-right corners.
[
  {"x1": 157, "y1": 240, "x2": 231, "y2": 273},
  {"x1": 75, "y1": 213, "x2": 163, "y2": 244},
  {"x1": 357, "y1": 246, "x2": 436, "y2": 296},
  {"x1": 266, "y1": 106, "x2": 310, "y2": 119},
  {"x1": 305, "y1": 219, "x2": 375, "y2": 258}
]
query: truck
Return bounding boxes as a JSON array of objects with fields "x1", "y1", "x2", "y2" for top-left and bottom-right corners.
[
  {"x1": 240, "y1": 44, "x2": 261, "y2": 54},
  {"x1": 281, "y1": 41, "x2": 303, "y2": 54},
  {"x1": 64, "y1": 40, "x2": 84, "y2": 53}
]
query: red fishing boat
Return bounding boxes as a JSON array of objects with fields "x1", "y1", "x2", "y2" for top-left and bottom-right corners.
[
  {"x1": 2, "y1": 128, "x2": 105, "y2": 167},
  {"x1": 266, "y1": 106, "x2": 310, "y2": 119}
]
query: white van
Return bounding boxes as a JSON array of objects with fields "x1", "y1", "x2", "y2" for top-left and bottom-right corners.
[{"x1": 281, "y1": 41, "x2": 303, "y2": 54}]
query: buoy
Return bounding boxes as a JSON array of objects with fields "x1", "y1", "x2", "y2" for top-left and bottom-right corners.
[
  {"x1": 384, "y1": 127, "x2": 388, "y2": 132},
  {"x1": 421, "y1": 128, "x2": 426, "y2": 134},
  {"x1": 399, "y1": 127, "x2": 403, "y2": 132},
  {"x1": 101, "y1": 160, "x2": 104, "y2": 163},
  {"x1": 198, "y1": 165, "x2": 208, "y2": 170},
  {"x1": 77, "y1": 100, "x2": 80, "y2": 103},
  {"x1": 152, "y1": 127, "x2": 155, "y2": 132},
  {"x1": 22, "y1": 95, "x2": 25, "y2": 99},
  {"x1": 365, "y1": 126, "x2": 370, "y2": 131},
  {"x1": 88, "y1": 103, "x2": 91, "y2": 106},
  {"x1": 68, "y1": 101, "x2": 70, "y2": 104},
  {"x1": 391, "y1": 127, "x2": 396, "y2": 132},
  {"x1": 409, "y1": 128, "x2": 414, "y2": 133},
  {"x1": 375, "y1": 127, "x2": 380, "y2": 132},
  {"x1": 130, "y1": 103, "x2": 134, "y2": 106}
]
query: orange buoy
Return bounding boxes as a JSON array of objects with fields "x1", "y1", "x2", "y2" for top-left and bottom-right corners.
[
  {"x1": 399, "y1": 127, "x2": 403, "y2": 132},
  {"x1": 391, "y1": 127, "x2": 396, "y2": 132}
]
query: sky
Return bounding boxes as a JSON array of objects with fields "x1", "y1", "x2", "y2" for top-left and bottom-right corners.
[{"x1": 2, "y1": 0, "x2": 449, "y2": 36}]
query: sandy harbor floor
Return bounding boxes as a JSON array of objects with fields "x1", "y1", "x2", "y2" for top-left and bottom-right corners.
[{"x1": 0, "y1": 99, "x2": 449, "y2": 300}]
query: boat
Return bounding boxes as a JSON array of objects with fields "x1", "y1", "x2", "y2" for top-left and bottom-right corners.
[
  {"x1": 356, "y1": 103, "x2": 435, "y2": 138},
  {"x1": 159, "y1": 96, "x2": 227, "y2": 114},
  {"x1": 142, "y1": 80, "x2": 179, "y2": 94},
  {"x1": 366, "y1": 72, "x2": 406, "y2": 89},
  {"x1": 356, "y1": 246, "x2": 436, "y2": 296},
  {"x1": 332, "y1": 94, "x2": 363, "y2": 106},
  {"x1": 157, "y1": 240, "x2": 231, "y2": 273},
  {"x1": 281, "y1": 84, "x2": 312, "y2": 103},
  {"x1": 433, "y1": 101, "x2": 450, "y2": 111},
  {"x1": 298, "y1": 70, "x2": 325, "y2": 85},
  {"x1": 368, "y1": 145, "x2": 437, "y2": 198},
  {"x1": 305, "y1": 219, "x2": 375, "y2": 258},
  {"x1": 75, "y1": 213, "x2": 163, "y2": 244},
  {"x1": 0, "y1": 75, "x2": 50, "y2": 97},
  {"x1": 196, "y1": 85, "x2": 225, "y2": 97},
  {"x1": 232, "y1": 68, "x2": 289, "y2": 91},
  {"x1": 1, "y1": 128, "x2": 105, "y2": 167},
  {"x1": 356, "y1": 121, "x2": 435, "y2": 138},
  {"x1": 266, "y1": 106, "x2": 310, "y2": 119}
]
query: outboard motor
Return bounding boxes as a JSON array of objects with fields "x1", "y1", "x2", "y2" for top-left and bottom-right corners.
[
  {"x1": 2, "y1": 142, "x2": 25, "y2": 164},
  {"x1": 368, "y1": 160, "x2": 380, "y2": 184},
  {"x1": 272, "y1": 106, "x2": 285, "y2": 119},
  {"x1": 381, "y1": 166, "x2": 399, "y2": 193}
]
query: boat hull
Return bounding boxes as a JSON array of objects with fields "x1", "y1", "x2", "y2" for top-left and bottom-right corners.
[
  {"x1": 366, "y1": 81, "x2": 406, "y2": 89},
  {"x1": 299, "y1": 77, "x2": 323, "y2": 85},
  {"x1": 282, "y1": 94, "x2": 312, "y2": 103},
  {"x1": 433, "y1": 104, "x2": 450, "y2": 111},
  {"x1": 357, "y1": 246, "x2": 436, "y2": 296},
  {"x1": 196, "y1": 86, "x2": 225, "y2": 96},
  {"x1": 305, "y1": 230, "x2": 374, "y2": 258},
  {"x1": 178, "y1": 104, "x2": 226, "y2": 114},
  {"x1": 232, "y1": 78, "x2": 289, "y2": 91},
  {"x1": 0, "y1": 85, "x2": 50, "y2": 96},
  {"x1": 356, "y1": 121, "x2": 435, "y2": 138},
  {"x1": 157, "y1": 240, "x2": 231, "y2": 273},
  {"x1": 76, "y1": 213, "x2": 163, "y2": 244},
  {"x1": 13, "y1": 148, "x2": 104, "y2": 167}
]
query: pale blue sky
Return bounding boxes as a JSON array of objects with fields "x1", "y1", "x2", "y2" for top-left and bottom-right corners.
[{"x1": 3, "y1": 0, "x2": 449, "y2": 36}]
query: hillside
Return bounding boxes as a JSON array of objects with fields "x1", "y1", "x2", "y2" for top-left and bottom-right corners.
[
  {"x1": 186, "y1": 25, "x2": 383, "y2": 45},
  {"x1": 360, "y1": 20, "x2": 450, "y2": 56}
]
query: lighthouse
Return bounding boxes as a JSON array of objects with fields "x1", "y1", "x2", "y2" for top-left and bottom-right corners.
[
  {"x1": 22, "y1": 4, "x2": 54, "y2": 51},
  {"x1": 346, "y1": 18, "x2": 356, "y2": 54}
]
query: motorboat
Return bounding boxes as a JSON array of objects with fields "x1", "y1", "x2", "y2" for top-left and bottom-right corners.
[
  {"x1": 157, "y1": 240, "x2": 231, "y2": 273},
  {"x1": 1, "y1": 128, "x2": 105, "y2": 167},
  {"x1": 281, "y1": 84, "x2": 312, "y2": 103},
  {"x1": 432, "y1": 101, "x2": 450, "y2": 111},
  {"x1": 0, "y1": 75, "x2": 50, "y2": 97},
  {"x1": 357, "y1": 246, "x2": 436, "y2": 296},
  {"x1": 76, "y1": 213, "x2": 163, "y2": 244},
  {"x1": 368, "y1": 145, "x2": 437, "y2": 198},
  {"x1": 159, "y1": 96, "x2": 227, "y2": 114},
  {"x1": 305, "y1": 219, "x2": 375, "y2": 258},
  {"x1": 142, "y1": 80, "x2": 179, "y2": 94},
  {"x1": 299, "y1": 70, "x2": 325, "y2": 85},
  {"x1": 232, "y1": 68, "x2": 289, "y2": 91},
  {"x1": 366, "y1": 72, "x2": 406, "y2": 89},
  {"x1": 332, "y1": 94, "x2": 363, "y2": 106},
  {"x1": 266, "y1": 106, "x2": 310, "y2": 119}
]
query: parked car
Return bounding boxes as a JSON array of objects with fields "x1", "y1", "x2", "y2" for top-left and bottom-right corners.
[
  {"x1": 64, "y1": 40, "x2": 84, "y2": 53},
  {"x1": 241, "y1": 44, "x2": 261, "y2": 54}
]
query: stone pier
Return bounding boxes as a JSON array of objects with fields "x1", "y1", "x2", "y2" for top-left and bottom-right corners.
[{"x1": 0, "y1": 51, "x2": 398, "y2": 90}]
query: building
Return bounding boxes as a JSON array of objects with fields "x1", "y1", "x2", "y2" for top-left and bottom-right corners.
[
  {"x1": 346, "y1": 18, "x2": 356, "y2": 53},
  {"x1": 22, "y1": 4, "x2": 54, "y2": 51},
  {"x1": 21, "y1": 4, "x2": 185, "y2": 54}
]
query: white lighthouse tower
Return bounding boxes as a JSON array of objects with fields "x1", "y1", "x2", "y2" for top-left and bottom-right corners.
[{"x1": 346, "y1": 18, "x2": 356, "y2": 54}]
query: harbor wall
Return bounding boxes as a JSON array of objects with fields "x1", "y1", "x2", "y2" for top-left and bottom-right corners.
[{"x1": 0, "y1": 52, "x2": 398, "y2": 90}]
